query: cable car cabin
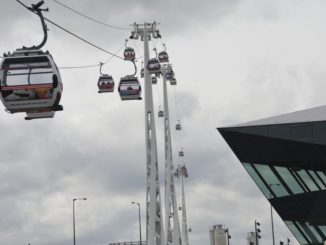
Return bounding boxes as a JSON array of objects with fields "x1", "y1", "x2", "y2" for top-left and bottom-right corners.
[
  {"x1": 158, "y1": 110, "x2": 164, "y2": 117},
  {"x1": 170, "y1": 77, "x2": 177, "y2": 86},
  {"x1": 98, "y1": 75, "x2": 114, "y2": 93},
  {"x1": 146, "y1": 58, "x2": 161, "y2": 74},
  {"x1": 140, "y1": 68, "x2": 144, "y2": 78},
  {"x1": 124, "y1": 47, "x2": 136, "y2": 61},
  {"x1": 165, "y1": 70, "x2": 174, "y2": 80},
  {"x1": 0, "y1": 49, "x2": 63, "y2": 119},
  {"x1": 176, "y1": 121, "x2": 181, "y2": 130},
  {"x1": 179, "y1": 150, "x2": 184, "y2": 157},
  {"x1": 152, "y1": 76, "x2": 157, "y2": 84},
  {"x1": 158, "y1": 51, "x2": 169, "y2": 63},
  {"x1": 118, "y1": 76, "x2": 142, "y2": 100}
]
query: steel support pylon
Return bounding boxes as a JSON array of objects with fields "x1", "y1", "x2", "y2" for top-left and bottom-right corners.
[
  {"x1": 181, "y1": 174, "x2": 189, "y2": 245},
  {"x1": 130, "y1": 22, "x2": 164, "y2": 245},
  {"x1": 162, "y1": 66, "x2": 182, "y2": 245},
  {"x1": 176, "y1": 165, "x2": 190, "y2": 245}
]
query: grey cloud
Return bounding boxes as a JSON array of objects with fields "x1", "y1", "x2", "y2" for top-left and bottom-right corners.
[{"x1": 0, "y1": 0, "x2": 324, "y2": 245}]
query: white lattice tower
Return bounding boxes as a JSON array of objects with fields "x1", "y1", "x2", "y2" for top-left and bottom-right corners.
[
  {"x1": 130, "y1": 22, "x2": 165, "y2": 245},
  {"x1": 176, "y1": 165, "x2": 190, "y2": 245},
  {"x1": 162, "y1": 65, "x2": 182, "y2": 245}
]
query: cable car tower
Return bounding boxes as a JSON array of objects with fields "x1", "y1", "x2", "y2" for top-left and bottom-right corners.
[
  {"x1": 176, "y1": 165, "x2": 190, "y2": 245},
  {"x1": 129, "y1": 22, "x2": 164, "y2": 245},
  {"x1": 162, "y1": 64, "x2": 182, "y2": 245}
]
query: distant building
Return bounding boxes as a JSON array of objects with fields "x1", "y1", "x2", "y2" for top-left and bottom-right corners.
[
  {"x1": 209, "y1": 224, "x2": 227, "y2": 245},
  {"x1": 218, "y1": 105, "x2": 326, "y2": 245}
]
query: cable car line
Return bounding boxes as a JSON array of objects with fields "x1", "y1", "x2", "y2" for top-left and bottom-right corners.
[
  {"x1": 58, "y1": 44, "x2": 125, "y2": 70},
  {"x1": 43, "y1": 17, "x2": 125, "y2": 60},
  {"x1": 58, "y1": 64, "x2": 99, "y2": 70},
  {"x1": 16, "y1": 0, "x2": 125, "y2": 61},
  {"x1": 52, "y1": 0, "x2": 131, "y2": 31},
  {"x1": 103, "y1": 44, "x2": 125, "y2": 64}
]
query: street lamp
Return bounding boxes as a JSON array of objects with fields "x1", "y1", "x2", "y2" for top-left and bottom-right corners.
[
  {"x1": 269, "y1": 183, "x2": 280, "y2": 245},
  {"x1": 73, "y1": 198, "x2": 87, "y2": 245},
  {"x1": 131, "y1": 201, "x2": 142, "y2": 245}
]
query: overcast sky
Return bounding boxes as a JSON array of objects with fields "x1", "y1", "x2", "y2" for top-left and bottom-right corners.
[{"x1": 1, "y1": 0, "x2": 326, "y2": 245}]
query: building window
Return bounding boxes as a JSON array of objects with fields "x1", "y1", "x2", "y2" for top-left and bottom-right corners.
[
  {"x1": 296, "y1": 170, "x2": 319, "y2": 192},
  {"x1": 274, "y1": 166, "x2": 304, "y2": 194}
]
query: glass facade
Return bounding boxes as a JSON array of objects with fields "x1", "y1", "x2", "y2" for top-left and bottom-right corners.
[
  {"x1": 243, "y1": 162, "x2": 326, "y2": 245},
  {"x1": 218, "y1": 109, "x2": 326, "y2": 245}
]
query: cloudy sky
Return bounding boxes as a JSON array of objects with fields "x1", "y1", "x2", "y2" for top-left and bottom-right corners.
[{"x1": 1, "y1": 0, "x2": 326, "y2": 245}]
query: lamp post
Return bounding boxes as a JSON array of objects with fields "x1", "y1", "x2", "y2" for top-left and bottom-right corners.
[
  {"x1": 73, "y1": 198, "x2": 87, "y2": 245},
  {"x1": 269, "y1": 183, "x2": 280, "y2": 245},
  {"x1": 132, "y1": 201, "x2": 142, "y2": 245}
]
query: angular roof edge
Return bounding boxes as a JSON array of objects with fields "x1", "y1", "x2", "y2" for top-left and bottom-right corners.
[{"x1": 226, "y1": 104, "x2": 326, "y2": 128}]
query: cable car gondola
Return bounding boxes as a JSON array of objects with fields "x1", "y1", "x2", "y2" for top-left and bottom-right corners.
[
  {"x1": 97, "y1": 62, "x2": 114, "y2": 93},
  {"x1": 158, "y1": 51, "x2": 169, "y2": 63},
  {"x1": 176, "y1": 120, "x2": 181, "y2": 130},
  {"x1": 179, "y1": 148, "x2": 184, "y2": 157},
  {"x1": 124, "y1": 47, "x2": 136, "y2": 61},
  {"x1": 98, "y1": 75, "x2": 114, "y2": 93},
  {"x1": 170, "y1": 77, "x2": 177, "y2": 86},
  {"x1": 166, "y1": 70, "x2": 174, "y2": 80},
  {"x1": 146, "y1": 58, "x2": 161, "y2": 74},
  {"x1": 158, "y1": 107, "x2": 164, "y2": 117},
  {"x1": 152, "y1": 76, "x2": 157, "y2": 84},
  {"x1": 118, "y1": 76, "x2": 142, "y2": 100},
  {"x1": 0, "y1": 49, "x2": 63, "y2": 120}
]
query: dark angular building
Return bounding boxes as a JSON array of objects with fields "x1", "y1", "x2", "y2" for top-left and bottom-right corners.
[{"x1": 218, "y1": 105, "x2": 326, "y2": 245}]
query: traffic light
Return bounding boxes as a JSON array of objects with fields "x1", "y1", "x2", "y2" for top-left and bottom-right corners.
[{"x1": 255, "y1": 220, "x2": 261, "y2": 245}]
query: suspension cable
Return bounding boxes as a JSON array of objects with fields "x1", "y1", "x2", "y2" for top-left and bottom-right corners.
[
  {"x1": 57, "y1": 43, "x2": 125, "y2": 70},
  {"x1": 16, "y1": 0, "x2": 125, "y2": 60},
  {"x1": 58, "y1": 64, "x2": 100, "y2": 70},
  {"x1": 52, "y1": 0, "x2": 130, "y2": 31},
  {"x1": 44, "y1": 17, "x2": 125, "y2": 60},
  {"x1": 103, "y1": 44, "x2": 125, "y2": 64}
]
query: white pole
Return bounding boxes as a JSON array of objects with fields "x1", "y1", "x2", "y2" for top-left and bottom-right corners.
[
  {"x1": 163, "y1": 67, "x2": 182, "y2": 245},
  {"x1": 181, "y1": 176, "x2": 189, "y2": 245},
  {"x1": 143, "y1": 23, "x2": 164, "y2": 245}
]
